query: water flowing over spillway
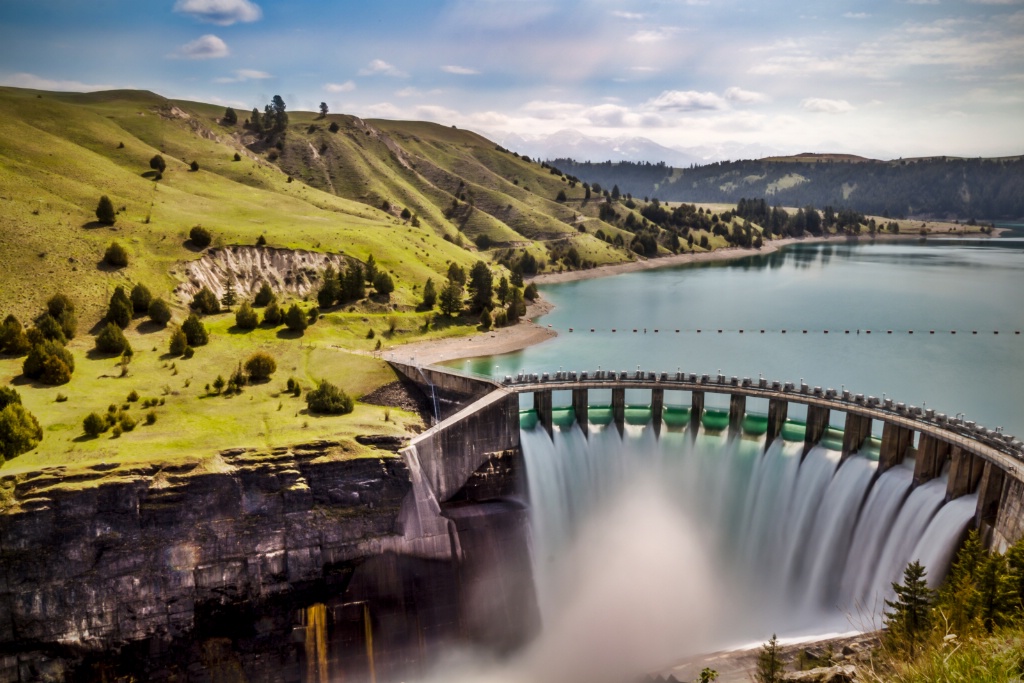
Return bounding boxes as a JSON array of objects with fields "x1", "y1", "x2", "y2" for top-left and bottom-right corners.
[{"x1": 519, "y1": 421, "x2": 977, "y2": 656}]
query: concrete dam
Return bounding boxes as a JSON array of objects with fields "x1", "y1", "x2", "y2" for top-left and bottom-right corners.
[
  {"x1": 3, "y1": 361, "x2": 1023, "y2": 681},
  {"x1": 388, "y1": 362, "x2": 1024, "y2": 675}
]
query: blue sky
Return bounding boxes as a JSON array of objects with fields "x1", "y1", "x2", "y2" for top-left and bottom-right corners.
[{"x1": 1, "y1": 0, "x2": 1022, "y2": 160}]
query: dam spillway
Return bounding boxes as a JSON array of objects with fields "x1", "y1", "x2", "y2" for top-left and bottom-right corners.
[{"x1": 390, "y1": 361, "x2": 1024, "y2": 659}]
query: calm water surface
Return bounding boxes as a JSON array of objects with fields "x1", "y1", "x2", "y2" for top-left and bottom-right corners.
[{"x1": 456, "y1": 237, "x2": 1024, "y2": 436}]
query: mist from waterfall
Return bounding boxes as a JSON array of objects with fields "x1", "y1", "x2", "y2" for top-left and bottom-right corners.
[
  {"x1": 518, "y1": 421, "x2": 976, "y2": 673},
  {"x1": 414, "y1": 421, "x2": 976, "y2": 683}
]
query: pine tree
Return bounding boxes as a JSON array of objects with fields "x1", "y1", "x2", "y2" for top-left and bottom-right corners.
[
  {"x1": 935, "y1": 530, "x2": 985, "y2": 636},
  {"x1": 421, "y1": 278, "x2": 437, "y2": 309},
  {"x1": 884, "y1": 560, "x2": 934, "y2": 657},
  {"x1": 220, "y1": 281, "x2": 237, "y2": 308},
  {"x1": 978, "y1": 552, "x2": 1018, "y2": 633},
  {"x1": 364, "y1": 254, "x2": 378, "y2": 283},
  {"x1": 438, "y1": 279, "x2": 463, "y2": 317},
  {"x1": 467, "y1": 261, "x2": 493, "y2": 312},
  {"x1": 106, "y1": 286, "x2": 133, "y2": 328},
  {"x1": 317, "y1": 265, "x2": 340, "y2": 308},
  {"x1": 755, "y1": 634, "x2": 782, "y2": 683}
]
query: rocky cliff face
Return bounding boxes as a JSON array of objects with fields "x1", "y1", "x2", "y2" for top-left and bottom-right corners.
[{"x1": 0, "y1": 442, "x2": 412, "y2": 678}]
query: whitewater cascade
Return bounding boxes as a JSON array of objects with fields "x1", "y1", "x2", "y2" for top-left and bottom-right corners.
[{"x1": 520, "y1": 421, "x2": 977, "y2": 646}]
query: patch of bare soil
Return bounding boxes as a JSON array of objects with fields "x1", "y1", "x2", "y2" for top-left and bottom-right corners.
[{"x1": 174, "y1": 246, "x2": 352, "y2": 304}]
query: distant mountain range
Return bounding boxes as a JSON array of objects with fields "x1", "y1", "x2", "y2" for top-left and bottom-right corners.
[
  {"x1": 490, "y1": 129, "x2": 783, "y2": 167},
  {"x1": 549, "y1": 155, "x2": 1024, "y2": 220}
]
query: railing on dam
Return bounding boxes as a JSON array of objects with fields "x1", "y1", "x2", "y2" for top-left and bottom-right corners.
[
  {"x1": 503, "y1": 369, "x2": 1024, "y2": 466},
  {"x1": 388, "y1": 360, "x2": 1024, "y2": 551}
]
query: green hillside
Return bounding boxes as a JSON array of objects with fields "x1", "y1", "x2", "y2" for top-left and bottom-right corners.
[{"x1": 0, "y1": 86, "x2": 645, "y2": 478}]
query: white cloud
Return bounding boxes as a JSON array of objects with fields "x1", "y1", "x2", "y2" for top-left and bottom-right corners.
[
  {"x1": 442, "y1": 65, "x2": 480, "y2": 75},
  {"x1": 359, "y1": 59, "x2": 408, "y2": 78},
  {"x1": 969, "y1": 0, "x2": 1022, "y2": 4},
  {"x1": 629, "y1": 27, "x2": 679, "y2": 43},
  {"x1": 521, "y1": 100, "x2": 584, "y2": 119},
  {"x1": 630, "y1": 66, "x2": 660, "y2": 73},
  {"x1": 724, "y1": 87, "x2": 768, "y2": 104},
  {"x1": 906, "y1": 0, "x2": 940, "y2": 4},
  {"x1": 646, "y1": 90, "x2": 728, "y2": 111},
  {"x1": 583, "y1": 104, "x2": 630, "y2": 126},
  {"x1": 214, "y1": 69, "x2": 271, "y2": 83},
  {"x1": 173, "y1": 0, "x2": 261, "y2": 25},
  {"x1": 360, "y1": 102, "x2": 405, "y2": 119},
  {"x1": 611, "y1": 11, "x2": 644, "y2": 20},
  {"x1": 0, "y1": 72, "x2": 117, "y2": 92},
  {"x1": 325, "y1": 81, "x2": 356, "y2": 93},
  {"x1": 843, "y1": 12, "x2": 870, "y2": 19},
  {"x1": 395, "y1": 86, "x2": 443, "y2": 97},
  {"x1": 172, "y1": 34, "x2": 229, "y2": 60},
  {"x1": 800, "y1": 98, "x2": 854, "y2": 113}
]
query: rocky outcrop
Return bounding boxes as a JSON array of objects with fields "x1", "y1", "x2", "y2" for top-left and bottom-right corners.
[
  {"x1": 173, "y1": 246, "x2": 355, "y2": 304},
  {"x1": 782, "y1": 664, "x2": 858, "y2": 682},
  {"x1": 0, "y1": 442, "x2": 410, "y2": 659}
]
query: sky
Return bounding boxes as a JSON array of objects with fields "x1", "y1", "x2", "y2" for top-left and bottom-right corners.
[{"x1": 1, "y1": 0, "x2": 1022, "y2": 161}]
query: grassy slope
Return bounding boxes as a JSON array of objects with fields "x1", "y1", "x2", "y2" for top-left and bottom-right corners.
[{"x1": 0, "y1": 87, "x2": 558, "y2": 478}]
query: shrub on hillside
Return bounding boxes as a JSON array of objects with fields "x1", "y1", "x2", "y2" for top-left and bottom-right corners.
[
  {"x1": 285, "y1": 304, "x2": 308, "y2": 332},
  {"x1": 34, "y1": 315, "x2": 67, "y2": 345},
  {"x1": 130, "y1": 284, "x2": 152, "y2": 313},
  {"x1": 104, "y1": 241, "x2": 129, "y2": 268},
  {"x1": 233, "y1": 152, "x2": 241, "y2": 161},
  {"x1": 254, "y1": 282, "x2": 275, "y2": 307},
  {"x1": 373, "y1": 272, "x2": 394, "y2": 298},
  {"x1": 0, "y1": 315, "x2": 31, "y2": 356},
  {"x1": 181, "y1": 314, "x2": 208, "y2": 347},
  {"x1": 95, "y1": 195, "x2": 116, "y2": 225},
  {"x1": 190, "y1": 286, "x2": 220, "y2": 315},
  {"x1": 305, "y1": 380, "x2": 353, "y2": 415},
  {"x1": 234, "y1": 301, "x2": 258, "y2": 329},
  {"x1": 244, "y1": 351, "x2": 277, "y2": 382},
  {"x1": 168, "y1": 327, "x2": 187, "y2": 356},
  {"x1": 189, "y1": 226, "x2": 212, "y2": 248},
  {"x1": 46, "y1": 294, "x2": 77, "y2": 338},
  {"x1": 148, "y1": 298, "x2": 172, "y2": 325},
  {"x1": 263, "y1": 301, "x2": 283, "y2": 326},
  {"x1": 23, "y1": 339, "x2": 74, "y2": 385},
  {"x1": 106, "y1": 286, "x2": 133, "y2": 328},
  {"x1": 95, "y1": 322, "x2": 130, "y2": 355},
  {"x1": 150, "y1": 154, "x2": 166, "y2": 173},
  {"x1": 0, "y1": 403, "x2": 43, "y2": 459},
  {"x1": 83, "y1": 412, "x2": 107, "y2": 437},
  {"x1": 0, "y1": 386, "x2": 21, "y2": 411},
  {"x1": 190, "y1": 160, "x2": 199, "y2": 172}
]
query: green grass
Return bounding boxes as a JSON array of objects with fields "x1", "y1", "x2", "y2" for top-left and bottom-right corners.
[
  {"x1": 0, "y1": 307, "x2": 443, "y2": 476},
  {"x1": 869, "y1": 630, "x2": 1024, "y2": 683}
]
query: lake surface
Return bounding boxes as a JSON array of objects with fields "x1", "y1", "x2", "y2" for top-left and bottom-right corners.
[{"x1": 455, "y1": 236, "x2": 1024, "y2": 437}]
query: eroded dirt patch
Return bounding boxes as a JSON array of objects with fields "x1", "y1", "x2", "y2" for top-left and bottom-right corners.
[{"x1": 174, "y1": 245, "x2": 352, "y2": 304}]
